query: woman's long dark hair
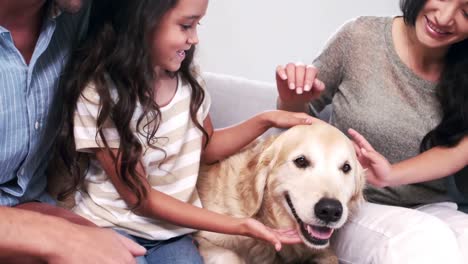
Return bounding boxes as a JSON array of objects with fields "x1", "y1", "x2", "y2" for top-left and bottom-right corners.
[
  {"x1": 58, "y1": 0, "x2": 208, "y2": 207},
  {"x1": 400, "y1": 0, "x2": 468, "y2": 151}
]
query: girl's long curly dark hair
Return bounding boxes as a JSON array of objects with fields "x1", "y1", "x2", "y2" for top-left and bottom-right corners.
[
  {"x1": 400, "y1": 0, "x2": 468, "y2": 151},
  {"x1": 58, "y1": 0, "x2": 208, "y2": 207}
]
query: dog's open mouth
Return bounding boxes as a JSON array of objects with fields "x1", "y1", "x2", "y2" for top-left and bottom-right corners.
[{"x1": 285, "y1": 194, "x2": 334, "y2": 246}]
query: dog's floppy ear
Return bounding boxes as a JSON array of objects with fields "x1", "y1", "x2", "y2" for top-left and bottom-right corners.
[
  {"x1": 348, "y1": 161, "x2": 366, "y2": 211},
  {"x1": 238, "y1": 136, "x2": 281, "y2": 217}
]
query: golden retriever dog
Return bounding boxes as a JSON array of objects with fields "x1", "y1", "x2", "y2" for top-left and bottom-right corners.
[{"x1": 195, "y1": 123, "x2": 365, "y2": 264}]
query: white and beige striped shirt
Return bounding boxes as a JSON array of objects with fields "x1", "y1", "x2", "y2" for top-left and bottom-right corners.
[{"x1": 72, "y1": 75, "x2": 211, "y2": 240}]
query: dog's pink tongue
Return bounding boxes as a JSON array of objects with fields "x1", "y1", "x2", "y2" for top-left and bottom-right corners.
[{"x1": 307, "y1": 225, "x2": 334, "y2": 240}]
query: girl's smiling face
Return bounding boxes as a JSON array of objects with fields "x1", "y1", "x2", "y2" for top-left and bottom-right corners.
[
  {"x1": 150, "y1": 0, "x2": 208, "y2": 73},
  {"x1": 414, "y1": 0, "x2": 468, "y2": 49}
]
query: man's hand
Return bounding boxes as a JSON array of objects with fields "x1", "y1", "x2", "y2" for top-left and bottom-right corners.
[
  {"x1": 0, "y1": 204, "x2": 146, "y2": 264},
  {"x1": 44, "y1": 224, "x2": 146, "y2": 264}
]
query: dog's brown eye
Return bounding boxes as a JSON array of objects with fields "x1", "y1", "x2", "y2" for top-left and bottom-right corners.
[
  {"x1": 341, "y1": 163, "x2": 351, "y2": 173},
  {"x1": 293, "y1": 156, "x2": 310, "y2": 169}
]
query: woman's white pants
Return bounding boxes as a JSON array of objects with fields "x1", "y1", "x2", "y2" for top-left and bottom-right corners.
[{"x1": 331, "y1": 202, "x2": 468, "y2": 264}]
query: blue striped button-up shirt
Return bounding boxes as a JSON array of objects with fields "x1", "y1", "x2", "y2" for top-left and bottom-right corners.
[{"x1": 0, "y1": 1, "x2": 90, "y2": 206}]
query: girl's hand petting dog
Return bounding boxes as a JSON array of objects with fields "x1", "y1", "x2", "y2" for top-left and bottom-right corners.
[
  {"x1": 261, "y1": 110, "x2": 321, "y2": 129},
  {"x1": 241, "y1": 218, "x2": 302, "y2": 251}
]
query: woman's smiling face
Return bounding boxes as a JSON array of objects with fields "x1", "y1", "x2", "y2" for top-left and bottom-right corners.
[{"x1": 414, "y1": 0, "x2": 468, "y2": 49}]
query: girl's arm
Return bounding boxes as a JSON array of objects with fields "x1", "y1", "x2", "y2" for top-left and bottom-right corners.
[
  {"x1": 201, "y1": 111, "x2": 319, "y2": 164},
  {"x1": 349, "y1": 129, "x2": 468, "y2": 187},
  {"x1": 95, "y1": 149, "x2": 301, "y2": 251}
]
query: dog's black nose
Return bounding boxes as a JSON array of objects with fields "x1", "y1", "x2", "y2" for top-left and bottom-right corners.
[{"x1": 314, "y1": 198, "x2": 343, "y2": 222}]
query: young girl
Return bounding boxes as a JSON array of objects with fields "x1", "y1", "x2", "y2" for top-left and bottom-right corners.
[
  {"x1": 275, "y1": 0, "x2": 468, "y2": 262},
  {"x1": 59, "y1": 0, "x2": 310, "y2": 263}
]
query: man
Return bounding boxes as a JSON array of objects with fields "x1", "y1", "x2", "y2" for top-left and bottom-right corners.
[{"x1": 0, "y1": 1, "x2": 145, "y2": 262}]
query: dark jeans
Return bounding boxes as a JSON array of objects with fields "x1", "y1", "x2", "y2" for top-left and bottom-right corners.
[{"x1": 115, "y1": 229, "x2": 204, "y2": 264}]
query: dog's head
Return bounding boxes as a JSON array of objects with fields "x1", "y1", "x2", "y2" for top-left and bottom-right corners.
[{"x1": 250, "y1": 123, "x2": 365, "y2": 249}]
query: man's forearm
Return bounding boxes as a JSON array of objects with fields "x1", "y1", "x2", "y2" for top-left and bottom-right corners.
[{"x1": 0, "y1": 206, "x2": 63, "y2": 260}]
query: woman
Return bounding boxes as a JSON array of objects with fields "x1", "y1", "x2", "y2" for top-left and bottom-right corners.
[{"x1": 276, "y1": 0, "x2": 468, "y2": 263}]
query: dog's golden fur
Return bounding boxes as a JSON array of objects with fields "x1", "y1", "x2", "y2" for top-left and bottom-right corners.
[{"x1": 195, "y1": 123, "x2": 365, "y2": 264}]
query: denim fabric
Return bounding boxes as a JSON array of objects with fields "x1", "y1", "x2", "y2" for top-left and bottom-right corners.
[{"x1": 114, "y1": 229, "x2": 204, "y2": 264}]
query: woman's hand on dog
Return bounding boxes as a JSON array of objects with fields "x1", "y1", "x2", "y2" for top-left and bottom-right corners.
[
  {"x1": 276, "y1": 63, "x2": 325, "y2": 113},
  {"x1": 276, "y1": 62, "x2": 325, "y2": 98},
  {"x1": 348, "y1": 128, "x2": 393, "y2": 187},
  {"x1": 240, "y1": 218, "x2": 301, "y2": 251}
]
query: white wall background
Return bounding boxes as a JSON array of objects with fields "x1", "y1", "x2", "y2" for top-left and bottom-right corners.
[{"x1": 197, "y1": 1, "x2": 401, "y2": 82}]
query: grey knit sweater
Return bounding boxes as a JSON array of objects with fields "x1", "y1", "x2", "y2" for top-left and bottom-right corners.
[{"x1": 310, "y1": 16, "x2": 455, "y2": 207}]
